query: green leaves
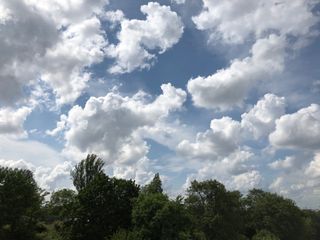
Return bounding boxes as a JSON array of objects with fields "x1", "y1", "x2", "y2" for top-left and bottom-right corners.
[
  {"x1": 2, "y1": 156, "x2": 320, "y2": 240},
  {"x1": 71, "y1": 154, "x2": 105, "y2": 192},
  {"x1": 0, "y1": 167, "x2": 43, "y2": 240},
  {"x1": 185, "y1": 179, "x2": 244, "y2": 240},
  {"x1": 244, "y1": 189, "x2": 305, "y2": 240},
  {"x1": 142, "y1": 173, "x2": 163, "y2": 194}
]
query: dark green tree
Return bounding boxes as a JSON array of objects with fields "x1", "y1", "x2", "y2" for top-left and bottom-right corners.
[
  {"x1": 0, "y1": 167, "x2": 43, "y2": 240},
  {"x1": 244, "y1": 189, "x2": 304, "y2": 240},
  {"x1": 130, "y1": 174, "x2": 191, "y2": 240},
  {"x1": 142, "y1": 173, "x2": 163, "y2": 194},
  {"x1": 302, "y1": 209, "x2": 320, "y2": 240},
  {"x1": 47, "y1": 189, "x2": 77, "y2": 219},
  {"x1": 71, "y1": 154, "x2": 104, "y2": 192},
  {"x1": 131, "y1": 193, "x2": 191, "y2": 240},
  {"x1": 63, "y1": 157, "x2": 139, "y2": 240},
  {"x1": 185, "y1": 179, "x2": 244, "y2": 240}
]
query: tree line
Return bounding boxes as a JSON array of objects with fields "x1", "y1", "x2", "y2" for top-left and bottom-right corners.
[{"x1": 0, "y1": 154, "x2": 319, "y2": 240}]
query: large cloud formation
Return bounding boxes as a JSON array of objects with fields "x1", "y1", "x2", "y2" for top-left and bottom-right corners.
[
  {"x1": 192, "y1": 0, "x2": 317, "y2": 44},
  {"x1": 187, "y1": 35, "x2": 286, "y2": 110},
  {"x1": 48, "y1": 83, "x2": 186, "y2": 183},
  {"x1": 178, "y1": 93, "x2": 288, "y2": 191},
  {"x1": 187, "y1": 0, "x2": 318, "y2": 110},
  {"x1": 0, "y1": 0, "x2": 109, "y2": 106},
  {"x1": 106, "y1": 2, "x2": 184, "y2": 74},
  {"x1": 0, "y1": 0, "x2": 58, "y2": 105}
]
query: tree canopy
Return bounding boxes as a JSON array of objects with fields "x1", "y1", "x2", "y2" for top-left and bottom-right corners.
[
  {"x1": 0, "y1": 167, "x2": 43, "y2": 240},
  {"x1": 1, "y1": 155, "x2": 319, "y2": 240}
]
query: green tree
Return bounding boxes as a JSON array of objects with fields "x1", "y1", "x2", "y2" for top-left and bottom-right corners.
[
  {"x1": 131, "y1": 175, "x2": 191, "y2": 240},
  {"x1": 185, "y1": 179, "x2": 244, "y2": 240},
  {"x1": 302, "y1": 209, "x2": 320, "y2": 240},
  {"x1": 142, "y1": 173, "x2": 163, "y2": 194},
  {"x1": 71, "y1": 154, "x2": 104, "y2": 192},
  {"x1": 48, "y1": 189, "x2": 77, "y2": 219},
  {"x1": 63, "y1": 157, "x2": 140, "y2": 240},
  {"x1": 244, "y1": 189, "x2": 304, "y2": 240},
  {"x1": 0, "y1": 167, "x2": 43, "y2": 240},
  {"x1": 131, "y1": 193, "x2": 191, "y2": 240}
]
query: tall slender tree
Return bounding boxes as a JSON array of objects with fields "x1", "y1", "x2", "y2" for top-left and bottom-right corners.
[{"x1": 71, "y1": 154, "x2": 104, "y2": 192}]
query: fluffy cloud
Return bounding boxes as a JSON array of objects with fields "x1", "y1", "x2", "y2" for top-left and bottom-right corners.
[
  {"x1": 306, "y1": 153, "x2": 320, "y2": 178},
  {"x1": 269, "y1": 153, "x2": 320, "y2": 208},
  {"x1": 109, "y1": 157, "x2": 155, "y2": 185},
  {"x1": 0, "y1": 158, "x2": 72, "y2": 191},
  {"x1": 229, "y1": 170, "x2": 261, "y2": 191},
  {"x1": 177, "y1": 93, "x2": 301, "y2": 194},
  {"x1": 0, "y1": 0, "x2": 109, "y2": 107},
  {"x1": 177, "y1": 113, "x2": 261, "y2": 192},
  {"x1": 41, "y1": 17, "x2": 108, "y2": 105},
  {"x1": 106, "y1": 2, "x2": 184, "y2": 73},
  {"x1": 269, "y1": 156, "x2": 301, "y2": 171},
  {"x1": 269, "y1": 104, "x2": 320, "y2": 150},
  {"x1": 0, "y1": 107, "x2": 32, "y2": 137},
  {"x1": 188, "y1": 0, "x2": 318, "y2": 111},
  {"x1": 266, "y1": 104, "x2": 320, "y2": 207},
  {"x1": 26, "y1": 0, "x2": 109, "y2": 26},
  {"x1": 0, "y1": 158, "x2": 35, "y2": 170},
  {"x1": 183, "y1": 150, "x2": 258, "y2": 192},
  {"x1": 0, "y1": 0, "x2": 58, "y2": 105},
  {"x1": 241, "y1": 94, "x2": 286, "y2": 139},
  {"x1": 187, "y1": 35, "x2": 286, "y2": 110},
  {"x1": 0, "y1": 135, "x2": 73, "y2": 191},
  {"x1": 178, "y1": 93, "x2": 287, "y2": 162},
  {"x1": 50, "y1": 83, "x2": 186, "y2": 166},
  {"x1": 178, "y1": 117, "x2": 241, "y2": 159},
  {"x1": 193, "y1": 0, "x2": 318, "y2": 44}
]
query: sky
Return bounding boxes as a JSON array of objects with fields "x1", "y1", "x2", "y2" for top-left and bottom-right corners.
[{"x1": 0, "y1": 0, "x2": 320, "y2": 208}]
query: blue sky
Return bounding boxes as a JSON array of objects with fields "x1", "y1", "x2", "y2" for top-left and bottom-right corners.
[{"x1": 1, "y1": 0, "x2": 320, "y2": 208}]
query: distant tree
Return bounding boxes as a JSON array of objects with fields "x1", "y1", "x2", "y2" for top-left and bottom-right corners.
[
  {"x1": 185, "y1": 179, "x2": 244, "y2": 240},
  {"x1": 0, "y1": 167, "x2": 43, "y2": 240},
  {"x1": 244, "y1": 189, "x2": 304, "y2": 240},
  {"x1": 71, "y1": 154, "x2": 104, "y2": 192},
  {"x1": 142, "y1": 173, "x2": 163, "y2": 194}
]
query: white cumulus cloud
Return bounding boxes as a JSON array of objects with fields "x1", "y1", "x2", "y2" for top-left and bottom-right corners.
[
  {"x1": 269, "y1": 104, "x2": 320, "y2": 150},
  {"x1": 0, "y1": 107, "x2": 32, "y2": 137},
  {"x1": 187, "y1": 35, "x2": 286, "y2": 110},
  {"x1": 50, "y1": 83, "x2": 186, "y2": 166},
  {"x1": 106, "y1": 2, "x2": 184, "y2": 74},
  {"x1": 241, "y1": 93, "x2": 286, "y2": 139},
  {"x1": 193, "y1": 0, "x2": 318, "y2": 44}
]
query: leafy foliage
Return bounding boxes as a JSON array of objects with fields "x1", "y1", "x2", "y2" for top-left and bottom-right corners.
[
  {"x1": 244, "y1": 189, "x2": 305, "y2": 240},
  {"x1": 131, "y1": 174, "x2": 191, "y2": 240},
  {"x1": 185, "y1": 179, "x2": 244, "y2": 240},
  {"x1": 71, "y1": 154, "x2": 105, "y2": 192},
  {"x1": 1, "y1": 155, "x2": 320, "y2": 240},
  {"x1": 62, "y1": 160, "x2": 140, "y2": 240},
  {"x1": 142, "y1": 173, "x2": 163, "y2": 194},
  {"x1": 0, "y1": 167, "x2": 43, "y2": 240}
]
